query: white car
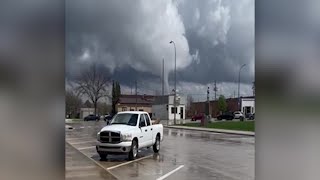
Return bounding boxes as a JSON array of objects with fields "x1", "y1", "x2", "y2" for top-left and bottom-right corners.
[
  {"x1": 96, "y1": 111, "x2": 163, "y2": 160},
  {"x1": 234, "y1": 111, "x2": 244, "y2": 120}
]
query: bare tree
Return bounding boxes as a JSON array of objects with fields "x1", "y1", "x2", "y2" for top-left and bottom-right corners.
[
  {"x1": 75, "y1": 64, "x2": 110, "y2": 115},
  {"x1": 66, "y1": 89, "x2": 82, "y2": 118},
  {"x1": 186, "y1": 95, "x2": 194, "y2": 110}
]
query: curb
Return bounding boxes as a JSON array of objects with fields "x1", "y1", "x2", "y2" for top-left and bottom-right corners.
[{"x1": 164, "y1": 126, "x2": 255, "y2": 137}]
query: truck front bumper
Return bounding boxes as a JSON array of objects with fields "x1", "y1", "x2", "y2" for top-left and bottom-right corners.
[{"x1": 96, "y1": 141, "x2": 132, "y2": 154}]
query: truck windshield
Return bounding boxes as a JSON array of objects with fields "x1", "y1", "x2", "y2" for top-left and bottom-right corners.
[{"x1": 110, "y1": 113, "x2": 138, "y2": 126}]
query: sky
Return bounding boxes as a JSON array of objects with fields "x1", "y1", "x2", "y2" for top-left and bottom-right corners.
[{"x1": 66, "y1": 0, "x2": 254, "y2": 102}]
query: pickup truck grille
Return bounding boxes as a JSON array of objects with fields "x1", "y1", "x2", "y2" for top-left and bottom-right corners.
[{"x1": 99, "y1": 131, "x2": 121, "y2": 144}]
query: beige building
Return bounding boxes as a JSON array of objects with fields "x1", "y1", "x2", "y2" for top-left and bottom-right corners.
[
  {"x1": 116, "y1": 94, "x2": 155, "y2": 118},
  {"x1": 80, "y1": 108, "x2": 95, "y2": 119}
]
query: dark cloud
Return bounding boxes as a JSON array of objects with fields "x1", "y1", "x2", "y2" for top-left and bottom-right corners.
[
  {"x1": 176, "y1": 0, "x2": 254, "y2": 84},
  {"x1": 66, "y1": 0, "x2": 254, "y2": 95}
]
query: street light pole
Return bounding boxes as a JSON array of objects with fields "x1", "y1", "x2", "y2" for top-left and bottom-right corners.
[
  {"x1": 170, "y1": 40, "x2": 176, "y2": 125},
  {"x1": 238, "y1": 64, "x2": 246, "y2": 111}
]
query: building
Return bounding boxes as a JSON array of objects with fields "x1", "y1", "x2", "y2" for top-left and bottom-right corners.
[
  {"x1": 80, "y1": 108, "x2": 94, "y2": 119},
  {"x1": 117, "y1": 94, "x2": 155, "y2": 117},
  {"x1": 152, "y1": 94, "x2": 186, "y2": 124},
  {"x1": 190, "y1": 96, "x2": 255, "y2": 118},
  {"x1": 241, "y1": 96, "x2": 255, "y2": 115}
]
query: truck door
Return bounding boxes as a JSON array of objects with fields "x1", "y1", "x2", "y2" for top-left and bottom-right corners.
[
  {"x1": 143, "y1": 114, "x2": 153, "y2": 146},
  {"x1": 138, "y1": 114, "x2": 148, "y2": 148}
]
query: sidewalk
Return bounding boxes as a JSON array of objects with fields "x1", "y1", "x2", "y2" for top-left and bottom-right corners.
[{"x1": 165, "y1": 125, "x2": 255, "y2": 136}]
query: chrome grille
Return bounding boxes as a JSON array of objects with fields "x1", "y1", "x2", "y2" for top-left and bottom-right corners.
[{"x1": 99, "y1": 131, "x2": 121, "y2": 143}]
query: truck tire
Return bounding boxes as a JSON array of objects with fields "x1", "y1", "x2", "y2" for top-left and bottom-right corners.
[
  {"x1": 99, "y1": 153, "x2": 107, "y2": 160},
  {"x1": 128, "y1": 140, "x2": 138, "y2": 160},
  {"x1": 153, "y1": 135, "x2": 160, "y2": 153}
]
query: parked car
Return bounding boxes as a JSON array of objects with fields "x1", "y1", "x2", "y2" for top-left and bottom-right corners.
[
  {"x1": 247, "y1": 113, "x2": 255, "y2": 120},
  {"x1": 216, "y1": 112, "x2": 234, "y2": 120},
  {"x1": 191, "y1": 113, "x2": 205, "y2": 121},
  {"x1": 104, "y1": 114, "x2": 113, "y2": 121},
  {"x1": 96, "y1": 111, "x2": 163, "y2": 160},
  {"x1": 233, "y1": 111, "x2": 245, "y2": 121},
  {"x1": 104, "y1": 114, "x2": 113, "y2": 125},
  {"x1": 84, "y1": 114, "x2": 100, "y2": 121}
]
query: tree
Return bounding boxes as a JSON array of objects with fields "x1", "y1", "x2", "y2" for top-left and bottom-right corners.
[
  {"x1": 217, "y1": 95, "x2": 227, "y2": 114},
  {"x1": 111, "y1": 80, "x2": 121, "y2": 115},
  {"x1": 66, "y1": 89, "x2": 82, "y2": 118},
  {"x1": 75, "y1": 64, "x2": 110, "y2": 115},
  {"x1": 97, "y1": 102, "x2": 112, "y2": 115},
  {"x1": 83, "y1": 100, "x2": 92, "y2": 108},
  {"x1": 186, "y1": 95, "x2": 193, "y2": 110},
  {"x1": 186, "y1": 95, "x2": 194, "y2": 118}
]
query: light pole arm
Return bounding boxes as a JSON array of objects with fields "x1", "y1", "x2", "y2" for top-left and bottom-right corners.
[{"x1": 238, "y1": 64, "x2": 246, "y2": 111}]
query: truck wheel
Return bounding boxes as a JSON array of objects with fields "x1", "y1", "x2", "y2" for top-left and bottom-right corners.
[
  {"x1": 153, "y1": 135, "x2": 160, "y2": 153},
  {"x1": 128, "y1": 140, "x2": 138, "y2": 160},
  {"x1": 99, "y1": 153, "x2": 107, "y2": 160}
]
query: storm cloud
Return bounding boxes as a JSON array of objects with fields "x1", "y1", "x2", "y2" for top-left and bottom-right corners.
[{"x1": 66, "y1": 0, "x2": 254, "y2": 97}]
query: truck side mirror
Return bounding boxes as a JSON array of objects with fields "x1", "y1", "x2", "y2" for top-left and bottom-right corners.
[{"x1": 139, "y1": 122, "x2": 143, "y2": 128}]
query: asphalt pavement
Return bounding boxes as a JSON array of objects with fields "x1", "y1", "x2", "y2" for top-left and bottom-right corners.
[{"x1": 66, "y1": 121, "x2": 254, "y2": 180}]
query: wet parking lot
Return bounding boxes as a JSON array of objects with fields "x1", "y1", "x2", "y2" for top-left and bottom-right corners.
[{"x1": 66, "y1": 121, "x2": 254, "y2": 180}]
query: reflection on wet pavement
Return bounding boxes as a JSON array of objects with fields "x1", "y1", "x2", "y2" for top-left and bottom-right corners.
[
  {"x1": 66, "y1": 121, "x2": 254, "y2": 180},
  {"x1": 65, "y1": 143, "x2": 116, "y2": 180}
]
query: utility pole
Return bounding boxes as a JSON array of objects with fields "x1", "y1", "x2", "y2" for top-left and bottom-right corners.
[
  {"x1": 170, "y1": 41, "x2": 176, "y2": 125},
  {"x1": 205, "y1": 87, "x2": 210, "y2": 126},
  {"x1": 162, "y1": 58, "x2": 164, "y2": 97},
  {"x1": 214, "y1": 80, "x2": 217, "y2": 101},
  {"x1": 238, "y1": 64, "x2": 246, "y2": 111},
  {"x1": 135, "y1": 80, "x2": 137, "y2": 111}
]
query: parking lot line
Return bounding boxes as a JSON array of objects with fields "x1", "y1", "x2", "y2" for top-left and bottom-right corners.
[
  {"x1": 78, "y1": 146, "x2": 96, "y2": 150},
  {"x1": 66, "y1": 137, "x2": 93, "y2": 141},
  {"x1": 156, "y1": 165, "x2": 185, "y2": 180},
  {"x1": 107, "y1": 154, "x2": 153, "y2": 170},
  {"x1": 66, "y1": 141, "x2": 120, "y2": 179},
  {"x1": 69, "y1": 140, "x2": 97, "y2": 145}
]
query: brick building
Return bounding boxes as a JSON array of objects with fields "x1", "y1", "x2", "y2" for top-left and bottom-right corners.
[
  {"x1": 116, "y1": 94, "x2": 155, "y2": 118},
  {"x1": 189, "y1": 96, "x2": 255, "y2": 118}
]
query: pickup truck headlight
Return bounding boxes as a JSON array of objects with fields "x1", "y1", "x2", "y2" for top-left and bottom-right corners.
[
  {"x1": 97, "y1": 132, "x2": 100, "y2": 141},
  {"x1": 121, "y1": 133, "x2": 132, "y2": 142}
]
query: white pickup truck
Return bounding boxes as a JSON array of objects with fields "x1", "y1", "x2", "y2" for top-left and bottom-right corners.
[{"x1": 96, "y1": 111, "x2": 163, "y2": 160}]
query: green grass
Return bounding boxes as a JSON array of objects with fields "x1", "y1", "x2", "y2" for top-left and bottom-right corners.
[{"x1": 183, "y1": 121, "x2": 255, "y2": 132}]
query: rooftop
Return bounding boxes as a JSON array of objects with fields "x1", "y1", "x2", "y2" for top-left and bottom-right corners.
[{"x1": 119, "y1": 94, "x2": 156, "y2": 105}]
